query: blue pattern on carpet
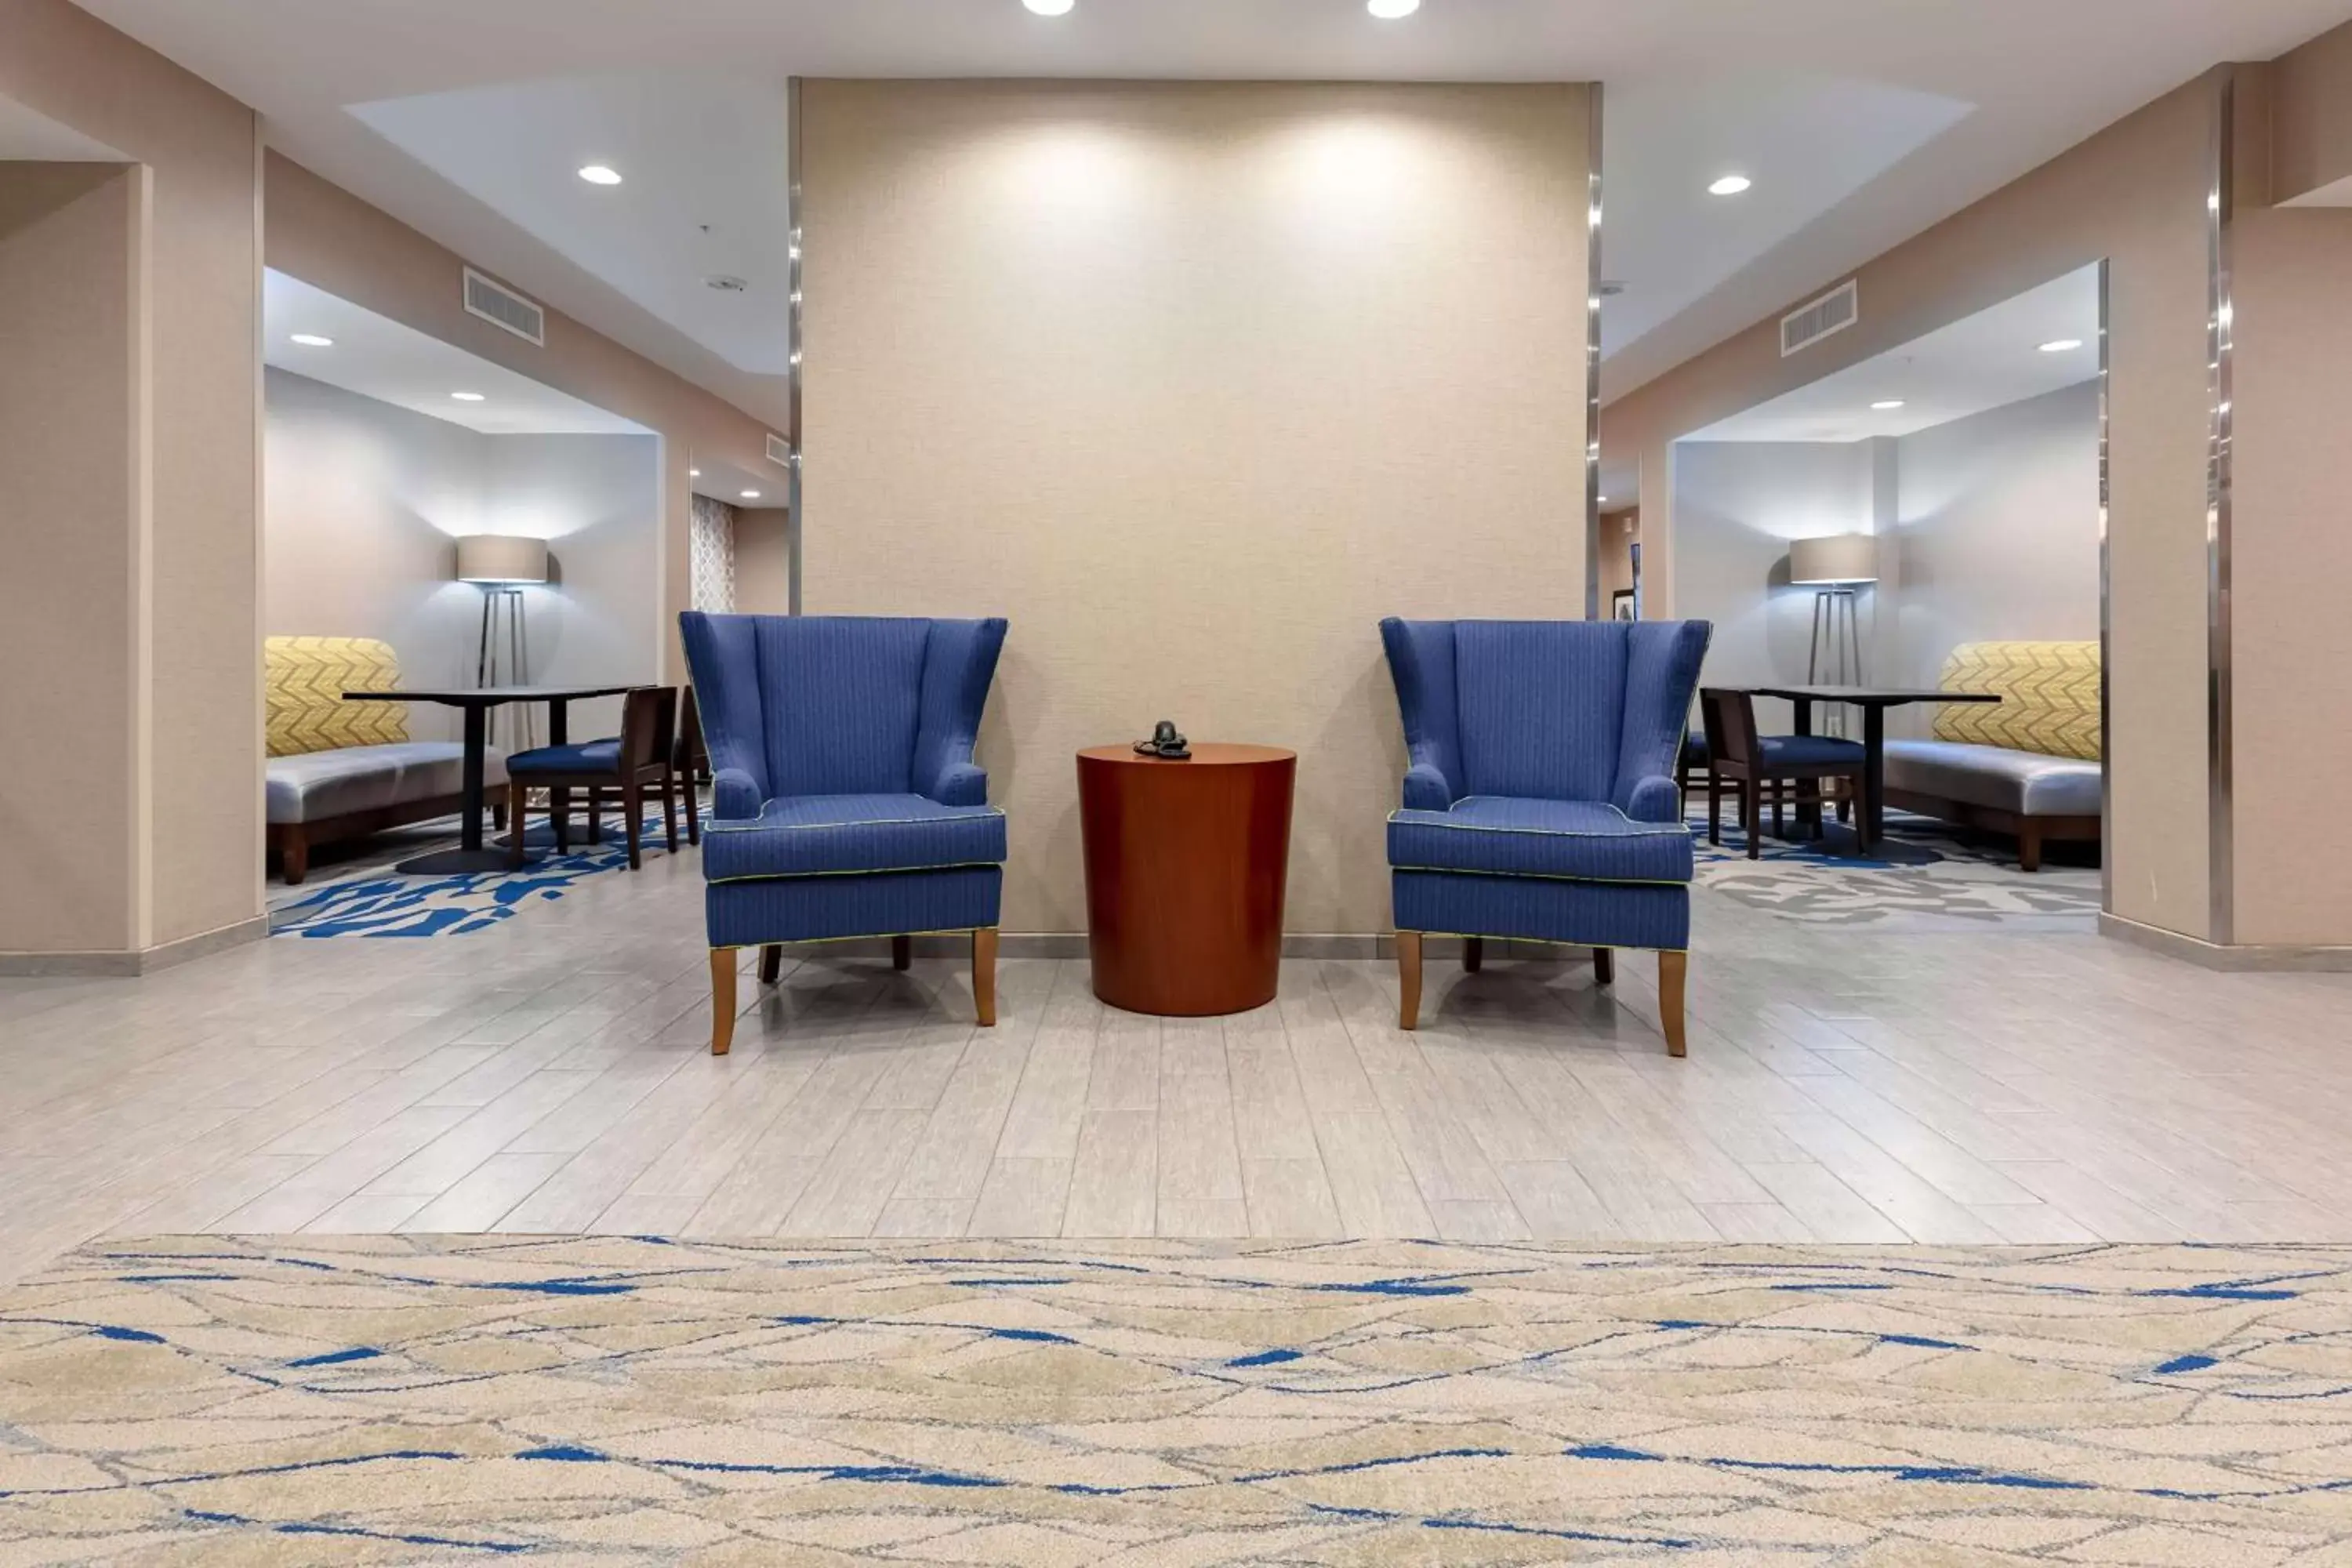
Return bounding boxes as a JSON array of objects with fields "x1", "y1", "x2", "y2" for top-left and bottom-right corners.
[{"x1": 270, "y1": 817, "x2": 677, "y2": 938}]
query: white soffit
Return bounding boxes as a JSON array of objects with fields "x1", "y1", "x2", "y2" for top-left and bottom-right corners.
[
  {"x1": 350, "y1": 74, "x2": 794, "y2": 377},
  {"x1": 1682, "y1": 264, "x2": 2102, "y2": 444},
  {"x1": 264, "y1": 269, "x2": 652, "y2": 437},
  {"x1": 1599, "y1": 74, "x2": 1970, "y2": 360}
]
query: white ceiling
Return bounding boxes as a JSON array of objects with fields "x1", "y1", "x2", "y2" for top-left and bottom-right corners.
[
  {"x1": 69, "y1": 0, "x2": 2352, "y2": 430},
  {"x1": 351, "y1": 74, "x2": 795, "y2": 376},
  {"x1": 1682, "y1": 264, "x2": 2102, "y2": 444},
  {"x1": 690, "y1": 455, "x2": 781, "y2": 508},
  {"x1": 263, "y1": 269, "x2": 652, "y2": 436}
]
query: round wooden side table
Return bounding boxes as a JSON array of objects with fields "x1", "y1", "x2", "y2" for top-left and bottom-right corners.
[{"x1": 1076, "y1": 742, "x2": 1297, "y2": 1017}]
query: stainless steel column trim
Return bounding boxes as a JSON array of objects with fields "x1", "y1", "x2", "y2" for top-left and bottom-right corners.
[
  {"x1": 2205, "y1": 71, "x2": 2236, "y2": 945},
  {"x1": 2096, "y1": 256, "x2": 2114, "y2": 916},
  {"x1": 1583, "y1": 85, "x2": 1604, "y2": 621},
  {"x1": 786, "y1": 75, "x2": 806, "y2": 617}
]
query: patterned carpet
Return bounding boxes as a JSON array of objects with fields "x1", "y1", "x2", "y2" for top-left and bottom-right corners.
[
  {"x1": 4, "y1": 1238, "x2": 2347, "y2": 1563},
  {"x1": 270, "y1": 813, "x2": 687, "y2": 938},
  {"x1": 1689, "y1": 804, "x2": 2102, "y2": 931}
]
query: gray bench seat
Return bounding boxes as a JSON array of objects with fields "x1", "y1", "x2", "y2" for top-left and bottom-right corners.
[
  {"x1": 267, "y1": 742, "x2": 508, "y2": 825},
  {"x1": 1881, "y1": 739, "x2": 2100, "y2": 870},
  {"x1": 267, "y1": 742, "x2": 507, "y2": 884},
  {"x1": 1881, "y1": 739, "x2": 2100, "y2": 818}
]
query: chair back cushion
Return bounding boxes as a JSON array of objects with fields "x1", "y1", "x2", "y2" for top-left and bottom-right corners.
[
  {"x1": 1931, "y1": 641, "x2": 2100, "y2": 760},
  {"x1": 1454, "y1": 621, "x2": 1628, "y2": 801},
  {"x1": 265, "y1": 637, "x2": 408, "y2": 757},
  {"x1": 754, "y1": 617, "x2": 931, "y2": 796}
]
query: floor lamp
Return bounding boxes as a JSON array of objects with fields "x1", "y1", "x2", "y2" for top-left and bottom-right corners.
[
  {"x1": 1788, "y1": 534, "x2": 1878, "y2": 735},
  {"x1": 456, "y1": 535, "x2": 550, "y2": 750}
]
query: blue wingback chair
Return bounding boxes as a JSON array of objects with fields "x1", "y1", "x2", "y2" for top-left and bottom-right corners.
[
  {"x1": 679, "y1": 612, "x2": 1010, "y2": 1054},
  {"x1": 1379, "y1": 617, "x2": 1711, "y2": 1056}
]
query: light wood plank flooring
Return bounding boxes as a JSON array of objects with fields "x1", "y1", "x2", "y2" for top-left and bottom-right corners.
[{"x1": 6, "y1": 848, "x2": 2351, "y2": 1282}]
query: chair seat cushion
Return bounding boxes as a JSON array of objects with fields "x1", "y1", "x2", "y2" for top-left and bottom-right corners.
[
  {"x1": 1883, "y1": 739, "x2": 2103, "y2": 817},
  {"x1": 1388, "y1": 797, "x2": 1693, "y2": 884},
  {"x1": 703, "y1": 794, "x2": 1008, "y2": 880},
  {"x1": 508, "y1": 739, "x2": 622, "y2": 775},
  {"x1": 1757, "y1": 735, "x2": 1867, "y2": 768},
  {"x1": 265, "y1": 742, "x2": 507, "y2": 825}
]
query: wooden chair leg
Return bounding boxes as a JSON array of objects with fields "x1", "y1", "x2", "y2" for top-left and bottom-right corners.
[
  {"x1": 661, "y1": 772, "x2": 680, "y2": 852},
  {"x1": 973, "y1": 927, "x2": 998, "y2": 1026},
  {"x1": 2020, "y1": 822, "x2": 2043, "y2": 873},
  {"x1": 1396, "y1": 931, "x2": 1423, "y2": 1030},
  {"x1": 1658, "y1": 949, "x2": 1688, "y2": 1058},
  {"x1": 506, "y1": 779, "x2": 528, "y2": 870},
  {"x1": 758, "y1": 944, "x2": 783, "y2": 984},
  {"x1": 622, "y1": 781, "x2": 643, "y2": 870},
  {"x1": 587, "y1": 786, "x2": 601, "y2": 846},
  {"x1": 281, "y1": 826, "x2": 310, "y2": 887},
  {"x1": 492, "y1": 801, "x2": 507, "y2": 833},
  {"x1": 1745, "y1": 782, "x2": 1762, "y2": 861},
  {"x1": 1463, "y1": 936, "x2": 1484, "y2": 974},
  {"x1": 1594, "y1": 947, "x2": 1614, "y2": 986},
  {"x1": 1708, "y1": 773, "x2": 1722, "y2": 845},
  {"x1": 684, "y1": 774, "x2": 701, "y2": 846},
  {"x1": 710, "y1": 949, "x2": 738, "y2": 1056},
  {"x1": 552, "y1": 786, "x2": 570, "y2": 852},
  {"x1": 892, "y1": 934, "x2": 913, "y2": 971},
  {"x1": 1772, "y1": 779, "x2": 1786, "y2": 839}
]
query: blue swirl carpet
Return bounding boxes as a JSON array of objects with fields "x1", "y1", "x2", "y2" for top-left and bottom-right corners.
[{"x1": 3, "y1": 1238, "x2": 2347, "y2": 1561}]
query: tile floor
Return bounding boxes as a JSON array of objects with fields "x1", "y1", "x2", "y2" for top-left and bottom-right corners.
[{"x1": 5, "y1": 840, "x2": 2351, "y2": 1285}]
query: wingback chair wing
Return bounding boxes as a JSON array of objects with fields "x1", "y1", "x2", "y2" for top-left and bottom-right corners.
[
  {"x1": 1379, "y1": 617, "x2": 1712, "y2": 1056},
  {"x1": 679, "y1": 612, "x2": 1010, "y2": 1054}
]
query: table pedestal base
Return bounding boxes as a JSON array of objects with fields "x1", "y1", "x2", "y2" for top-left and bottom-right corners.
[{"x1": 393, "y1": 847, "x2": 517, "y2": 877}]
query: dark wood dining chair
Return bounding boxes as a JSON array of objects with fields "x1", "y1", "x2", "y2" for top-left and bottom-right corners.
[
  {"x1": 673, "y1": 687, "x2": 709, "y2": 846},
  {"x1": 505, "y1": 686, "x2": 678, "y2": 871},
  {"x1": 1698, "y1": 688, "x2": 1867, "y2": 859}
]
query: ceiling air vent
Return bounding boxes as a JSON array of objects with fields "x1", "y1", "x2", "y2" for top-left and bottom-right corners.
[
  {"x1": 463, "y1": 267, "x2": 546, "y2": 347},
  {"x1": 766, "y1": 433, "x2": 796, "y2": 469},
  {"x1": 1780, "y1": 280, "x2": 1858, "y2": 357}
]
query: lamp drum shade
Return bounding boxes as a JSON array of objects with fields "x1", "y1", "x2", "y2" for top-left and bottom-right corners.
[
  {"x1": 456, "y1": 535, "x2": 550, "y2": 586},
  {"x1": 1788, "y1": 533, "x2": 1878, "y2": 586}
]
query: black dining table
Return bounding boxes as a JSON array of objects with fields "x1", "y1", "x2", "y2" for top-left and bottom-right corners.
[
  {"x1": 342, "y1": 684, "x2": 645, "y2": 874},
  {"x1": 1724, "y1": 684, "x2": 2000, "y2": 862}
]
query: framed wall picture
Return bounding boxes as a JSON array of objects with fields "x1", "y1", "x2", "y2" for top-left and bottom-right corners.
[{"x1": 1612, "y1": 589, "x2": 1635, "y2": 621}]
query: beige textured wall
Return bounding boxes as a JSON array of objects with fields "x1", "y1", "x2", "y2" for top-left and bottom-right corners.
[
  {"x1": 734, "y1": 509, "x2": 795, "y2": 615},
  {"x1": 1605, "y1": 75, "x2": 2220, "y2": 942},
  {"x1": 0, "y1": 166, "x2": 143, "y2": 953},
  {"x1": 2228, "y1": 207, "x2": 2352, "y2": 946},
  {"x1": 2271, "y1": 17, "x2": 2352, "y2": 202},
  {"x1": 265, "y1": 154, "x2": 783, "y2": 692},
  {"x1": 1, "y1": 0, "x2": 260, "y2": 956},
  {"x1": 799, "y1": 80, "x2": 1593, "y2": 936}
]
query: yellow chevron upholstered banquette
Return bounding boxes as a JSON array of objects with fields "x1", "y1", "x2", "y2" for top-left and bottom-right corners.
[
  {"x1": 1929, "y1": 641, "x2": 2100, "y2": 762},
  {"x1": 266, "y1": 637, "x2": 410, "y2": 758}
]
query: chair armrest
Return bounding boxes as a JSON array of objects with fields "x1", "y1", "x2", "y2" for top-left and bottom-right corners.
[
  {"x1": 1621, "y1": 774, "x2": 1682, "y2": 824},
  {"x1": 711, "y1": 767, "x2": 764, "y2": 822},
  {"x1": 928, "y1": 761, "x2": 989, "y2": 808},
  {"x1": 1402, "y1": 763, "x2": 1454, "y2": 812}
]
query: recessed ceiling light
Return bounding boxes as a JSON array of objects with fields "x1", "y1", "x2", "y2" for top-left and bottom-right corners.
[
  {"x1": 1871, "y1": 399, "x2": 1906, "y2": 411},
  {"x1": 1022, "y1": 0, "x2": 1073, "y2": 13},
  {"x1": 1597, "y1": 495, "x2": 1610, "y2": 505},
  {"x1": 1708, "y1": 174, "x2": 1752, "y2": 197},
  {"x1": 450, "y1": 391, "x2": 486, "y2": 403},
  {"x1": 741, "y1": 489, "x2": 761, "y2": 500},
  {"x1": 289, "y1": 333, "x2": 333, "y2": 348},
  {"x1": 2038, "y1": 338, "x2": 2085, "y2": 353},
  {"x1": 1367, "y1": 0, "x2": 1421, "y2": 16},
  {"x1": 689, "y1": 469, "x2": 702, "y2": 478},
  {"x1": 578, "y1": 165, "x2": 623, "y2": 186}
]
